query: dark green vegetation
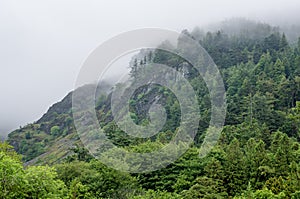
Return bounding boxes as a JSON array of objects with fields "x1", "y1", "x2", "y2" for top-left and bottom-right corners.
[{"x1": 3, "y1": 19, "x2": 300, "y2": 198}]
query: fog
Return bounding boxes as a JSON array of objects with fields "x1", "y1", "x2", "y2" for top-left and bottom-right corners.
[{"x1": 1, "y1": 0, "x2": 300, "y2": 137}]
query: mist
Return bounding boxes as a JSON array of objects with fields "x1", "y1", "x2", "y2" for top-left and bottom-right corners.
[{"x1": 1, "y1": 0, "x2": 300, "y2": 137}]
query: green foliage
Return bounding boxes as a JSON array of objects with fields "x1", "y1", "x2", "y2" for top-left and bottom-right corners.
[
  {"x1": 51, "y1": 126, "x2": 61, "y2": 136},
  {"x1": 0, "y1": 141, "x2": 22, "y2": 161},
  {"x1": 235, "y1": 188, "x2": 286, "y2": 199},
  {"x1": 130, "y1": 190, "x2": 182, "y2": 199},
  {"x1": 66, "y1": 145, "x2": 94, "y2": 162},
  {"x1": 55, "y1": 160, "x2": 139, "y2": 198},
  {"x1": 68, "y1": 179, "x2": 92, "y2": 199},
  {"x1": 0, "y1": 151, "x2": 25, "y2": 198},
  {"x1": 0, "y1": 142, "x2": 67, "y2": 199},
  {"x1": 5, "y1": 21, "x2": 300, "y2": 198},
  {"x1": 181, "y1": 176, "x2": 227, "y2": 198},
  {"x1": 24, "y1": 166, "x2": 67, "y2": 198}
]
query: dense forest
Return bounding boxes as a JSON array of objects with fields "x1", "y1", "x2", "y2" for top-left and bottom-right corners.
[{"x1": 2, "y1": 19, "x2": 300, "y2": 198}]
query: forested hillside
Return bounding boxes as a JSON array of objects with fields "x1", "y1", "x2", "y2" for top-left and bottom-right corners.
[{"x1": 3, "y1": 20, "x2": 300, "y2": 198}]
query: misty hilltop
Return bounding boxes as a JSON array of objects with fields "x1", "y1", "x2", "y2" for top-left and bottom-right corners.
[{"x1": 4, "y1": 19, "x2": 300, "y2": 198}]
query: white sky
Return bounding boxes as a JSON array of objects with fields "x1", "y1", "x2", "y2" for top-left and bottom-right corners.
[{"x1": 1, "y1": 0, "x2": 300, "y2": 136}]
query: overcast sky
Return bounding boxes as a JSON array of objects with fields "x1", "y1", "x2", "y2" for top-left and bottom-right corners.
[{"x1": 1, "y1": 0, "x2": 300, "y2": 137}]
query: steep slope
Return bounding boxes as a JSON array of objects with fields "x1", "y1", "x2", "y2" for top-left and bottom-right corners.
[
  {"x1": 7, "y1": 20, "x2": 300, "y2": 166},
  {"x1": 7, "y1": 83, "x2": 111, "y2": 164}
]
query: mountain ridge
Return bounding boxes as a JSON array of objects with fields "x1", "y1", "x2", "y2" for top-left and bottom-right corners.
[{"x1": 7, "y1": 19, "x2": 300, "y2": 166}]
